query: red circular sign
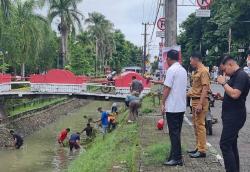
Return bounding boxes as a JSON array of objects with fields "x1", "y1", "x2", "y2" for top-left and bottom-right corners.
[
  {"x1": 197, "y1": 0, "x2": 212, "y2": 8},
  {"x1": 157, "y1": 17, "x2": 165, "y2": 31}
]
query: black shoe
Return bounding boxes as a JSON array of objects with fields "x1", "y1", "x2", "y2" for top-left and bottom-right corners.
[
  {"x1": 187, "y1": 148, "x2": 198, "y2": 154},
  {"x1": 189, "y1": 151, "x2": 206, "y2": 158},
  {"x1": 163, "y1": 159, "x2": 183, "y2": 166}
]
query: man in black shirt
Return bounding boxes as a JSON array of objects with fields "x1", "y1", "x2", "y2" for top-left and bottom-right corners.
[
  {"x1": 81, "y1": 123, "x2": 93, "y2": 138},
  {"x1": 217, "y1": 55, "x2": 250, "y2": 172},
  {"x1": 10, "y1": 130, "x2": 23, "y2": 149}
]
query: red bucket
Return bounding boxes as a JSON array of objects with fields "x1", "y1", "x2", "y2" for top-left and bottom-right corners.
[{"x1": 157, "y1": 119, "x2": 164, "y2": 130}]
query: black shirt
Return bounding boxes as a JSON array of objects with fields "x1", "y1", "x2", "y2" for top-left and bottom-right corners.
[
  {"x1": 13, "y1": 134, "x2": 23, "y2": 145},
  {"x1": 222, "y1": 68, "x2": 250, "y2": 118},
  {"x1": 83, "y1": 126, "x2": 93, "y2": 137}
]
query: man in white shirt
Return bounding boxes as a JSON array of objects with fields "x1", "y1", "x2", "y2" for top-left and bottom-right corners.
[{"x1": 162, "y1": 50, "x2": 188, "y2": 166}]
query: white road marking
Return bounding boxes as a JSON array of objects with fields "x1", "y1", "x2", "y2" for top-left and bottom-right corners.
[{"x1": 184, "y1": 114, "x2": 224, "y2": 167}]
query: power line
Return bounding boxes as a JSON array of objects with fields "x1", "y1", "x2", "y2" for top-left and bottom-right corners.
[{"x1": 149, "y1": 0, "x2": 162, "y2": 43}]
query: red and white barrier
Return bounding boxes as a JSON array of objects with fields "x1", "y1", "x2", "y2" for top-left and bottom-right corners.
[
  {"x1": 114, "y1": 72, "x2": 151, "y2": 95},
  {"x1": 30, "y1": 69, "x2": 88, "y2": 93},
  {"x1": 0, "y1": 74, "x2": 11, "y2": 92}
]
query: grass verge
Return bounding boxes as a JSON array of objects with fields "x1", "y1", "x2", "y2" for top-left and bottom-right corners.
[
  {"x1": 67, "y1": 110, "x2": 139, "y2": 172},
  {"x1": 142, "y1": 139, "x2": 170, "y2": 165},
  {"x1": 141, "y1": 95, "x2": 155, "y2": 114},
  {"x1": 8, "y1": 97, "x2": 68, "y2": 116}
]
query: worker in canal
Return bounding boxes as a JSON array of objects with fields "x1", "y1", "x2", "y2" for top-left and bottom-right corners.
[
  {"x1": 57, "y1": 128, "x2": 70, "y2": 147},
  {"x1": 108, "y1": 113, "x2": 117, "y2": 131},
  {"x1": 10, "y1": 130, "x2": 23, "y2": 149},
  {"x1": 111, "y1": 103, "x2": 118, "y2": 114},
  {"x1": 96, "y1": 107, "x2": 109, "y2": 138},
  {"x1": 81, "y1": 123, "x2": 93, "y2": 138},
  {"x1": 69, "y1": 132, "x2": 81, "y2": 151}
]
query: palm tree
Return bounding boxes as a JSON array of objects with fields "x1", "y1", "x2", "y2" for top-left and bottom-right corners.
[
  {"x1": 11, "y1": 0, "x2": 48, "y2": 78},
  {"x1": 0, "y1": 0, "x2": 10, "y2": 18},
  {"x1": 45, "y1": 0, "x2": 84, "y2": 68},
  {"x1": 85, "y1": 12, "x2": 115, "y2": 75}
]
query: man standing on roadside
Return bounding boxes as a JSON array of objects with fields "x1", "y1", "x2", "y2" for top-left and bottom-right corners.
[
  {"x1": 162, "y1": 50, "x2": 187, "y2": 166},
  {"x1": 217, "y1": 56, "x2": 250, "y2": 172},
  {"x1": 187, "y1": 52, "x2": 210, "y2": 158}
]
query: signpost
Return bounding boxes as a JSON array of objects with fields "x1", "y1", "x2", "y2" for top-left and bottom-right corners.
[
  {"x1": 238, "y1": 48, "x2": 245, "y2": 53},
  {"x1": 157, "y1": 17, "x2": 165, "y2": 31},
  {"x1": 156, "y1": 31, "x2": 165, "y2": 38},
  {"x1": 196, "y1": 9, "x2": 211, "y2": 17},
  {"x1": 196, "y1": 0, "x2": 212, "y2": 17},
  {"x1": 197, "y1": 0, "x2": 212, "y2": 8}
]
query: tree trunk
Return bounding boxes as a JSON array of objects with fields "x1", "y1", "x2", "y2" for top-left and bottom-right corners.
[
  {"x1": 60, "y1": 17, "x2": 68, "y2": 68},
  {"x1": 95, "y1": 39, "x2": 98, "y2": 77},
  {"x1": 21, "y1": 63, "x2": 25, "y2": 80}
]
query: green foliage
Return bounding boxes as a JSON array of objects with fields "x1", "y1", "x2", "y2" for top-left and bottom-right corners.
[
  {"x1": 69, "y1": 14, "x2": 142, "y2": 75},
  {"x1": 141, "y1": 96, "x2": 155, "y2": 114},
  {"x1": 8, "y1": 97, "x2": 67, "y2": 116},
  {"x1": 46, "y1": 0, "x2": 84, "y2": 67},
  {"x1": 142, "y1": 140, "x2": 170, "y2": 165},
  {"x1": 68, "y1": 112, "x2": 139, "y2": 172},
  {"x1": 0, "y1": 3, "x2": 141, "y2": 76},
  {"x1": 178, "y1": 0, "x2": 250, "y2": 68}
]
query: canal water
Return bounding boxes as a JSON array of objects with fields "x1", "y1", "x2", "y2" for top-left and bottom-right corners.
[{"x1": 0, "y1": 101, "x2": 111, "y2": 172}]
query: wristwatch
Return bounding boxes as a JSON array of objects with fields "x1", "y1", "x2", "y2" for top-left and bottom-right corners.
[{"x1": 221, "y1": 82, "x2": 227, "y2": 86}]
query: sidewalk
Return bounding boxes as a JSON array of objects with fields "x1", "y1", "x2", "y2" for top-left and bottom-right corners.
[{"x1": 137, "y1": 110, "x2": 224, "y2": 172}]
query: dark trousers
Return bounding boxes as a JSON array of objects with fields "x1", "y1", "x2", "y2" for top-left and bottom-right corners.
[
  {"x1": 15, "y1": 142, "x2": 23, "y2": 149},
  {"x1": 166, "y1": 112, "x2": 184, "y2": 161},
  {"x1": 69, "y1": 141, "x2": 80, "y2": 151},
  {"x1": 220, "y1": 114, "x2": 246, "y2": 172}
]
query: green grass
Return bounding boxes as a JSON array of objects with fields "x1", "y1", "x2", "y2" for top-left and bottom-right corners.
[
  {"x1": 141, "y1": 95, "x2": 156, "y2": 114},
  {"x1": 142, "y1": 139, "x2": 170, "y2": 165},
  {"x1": 8, "y1": 97, "x2": 68, "y2": 116},
  {"x1": 67, "y1": 111, "x2": 139, "y2": 172}
]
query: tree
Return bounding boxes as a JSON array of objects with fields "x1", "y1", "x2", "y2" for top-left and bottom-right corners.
[
  {"x1": 4, "y1": 0, "x2": 48, "y2": 77},
  {"x1": 85, "y1": 12, "x2": 115, "y2": 75},
  {"x1": 45, "y1": 0, "x2": 84, "y2": 68},
  {"x1": 178, "y1": 0, "x2": 250, "y2": 68},
  {"x1": 0, "y1": 0, "x2": 10, "y2": 18}
]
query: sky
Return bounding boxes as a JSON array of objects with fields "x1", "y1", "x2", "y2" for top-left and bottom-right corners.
[
  {"x1": 77, "y1": 0, "x2": 198, "y2": 56},
  {"x1": 39, "y1": 0, "x2": 198, "y2": 56}
]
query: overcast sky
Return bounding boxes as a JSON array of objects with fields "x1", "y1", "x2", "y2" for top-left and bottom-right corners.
[
  {"x1": 77, "y1": 0, "x2": 197, "y2": 55},
  {"x1": 39, "y1": 0, "x2": 198, "y2": 56}
]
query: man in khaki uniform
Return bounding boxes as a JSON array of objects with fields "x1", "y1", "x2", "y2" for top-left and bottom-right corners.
[{"x1": 187, "y1": 52, "x2": 210, "y2": 158}]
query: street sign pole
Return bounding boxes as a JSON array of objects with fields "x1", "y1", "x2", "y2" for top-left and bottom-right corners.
[{"x1": 165, "y1": 0, "x2": 177, "y2": 47}]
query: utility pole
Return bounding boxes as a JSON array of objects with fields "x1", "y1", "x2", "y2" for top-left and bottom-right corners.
[
  {"x1": 164, "y1": 0, "x2": 177, "y2": 47},
  {"x1": 228, "y1": 27, "x2": 232, "y2": 54},
  {"x1": 142, "y1": 23, "x2": 152, "y2": 75}
]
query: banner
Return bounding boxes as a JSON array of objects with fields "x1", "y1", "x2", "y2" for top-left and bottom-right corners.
[{"x1": 162, "y1": 45, "x2": 182, "y2": 72}]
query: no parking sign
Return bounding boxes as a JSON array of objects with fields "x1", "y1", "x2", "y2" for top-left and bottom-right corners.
[{"x1": 197, "y1": 0, "x2": 212, "y2": 8}]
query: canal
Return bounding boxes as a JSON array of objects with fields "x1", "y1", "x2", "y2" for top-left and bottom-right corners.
[{"x1": 0, "y1": 101, "x2": 111, "y2": 172}]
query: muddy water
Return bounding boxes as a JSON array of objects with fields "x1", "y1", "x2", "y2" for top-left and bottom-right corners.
[{"x1": 0, "y1": 101, "x2": 111, "y2": 172}]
